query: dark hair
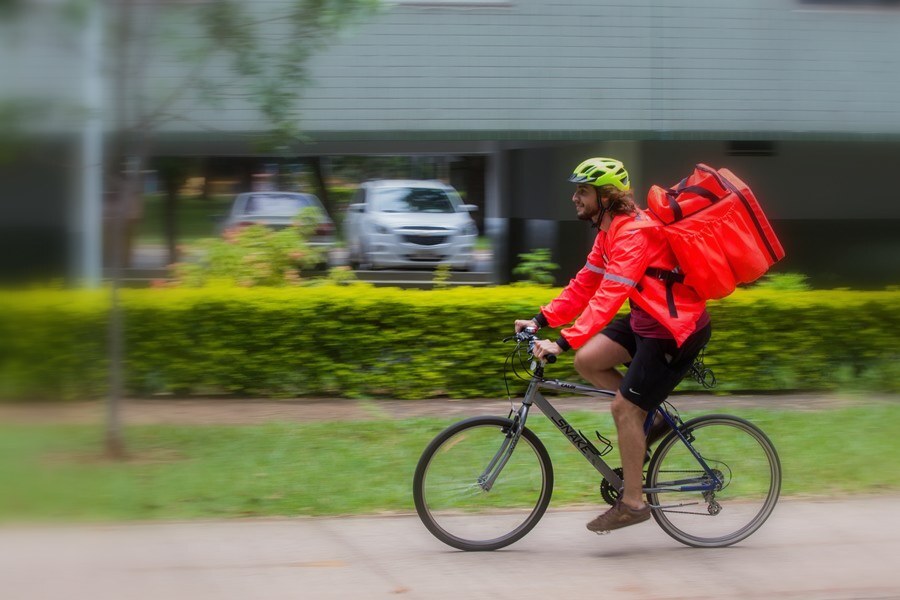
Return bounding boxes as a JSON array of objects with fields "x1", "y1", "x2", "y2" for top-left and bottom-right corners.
[{"x1": 598, "y1": 185, "x2": 637, "y2": 216}]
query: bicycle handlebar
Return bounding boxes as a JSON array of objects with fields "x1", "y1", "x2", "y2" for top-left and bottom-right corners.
[{"x1": 513, "y1": 328, "x2": 557, "y2": 364}]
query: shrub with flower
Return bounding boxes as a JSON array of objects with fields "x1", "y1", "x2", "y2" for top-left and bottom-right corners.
[{"x1": 170, "y1": 207, "x2": 326, "y2": 287}]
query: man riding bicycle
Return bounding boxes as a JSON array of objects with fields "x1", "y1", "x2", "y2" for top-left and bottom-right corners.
[{"x1": 515, "y1": 157, "x2": 712, "y2": 533}]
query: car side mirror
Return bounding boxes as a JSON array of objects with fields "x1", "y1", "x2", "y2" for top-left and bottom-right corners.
[
  {"x1": 460, "y1": 204, "x2": 479, "y2": 212},
  {"x1": 349, "y1": 203, "x2": 365, "y2": 213}
]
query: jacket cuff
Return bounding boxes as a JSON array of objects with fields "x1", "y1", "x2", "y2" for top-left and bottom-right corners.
[
  {"x1": 532, "y1": 312, "x2": 549, "y2": 329},
  {"x1": 555, "y1": 335, "x2": 571, "y2": 352}
]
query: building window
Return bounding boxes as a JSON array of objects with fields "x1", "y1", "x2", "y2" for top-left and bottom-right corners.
[
  {"x1": 727, "y1": 141, "x2": 776, "y2": 158},
  {"x1": 389, "y1": 0, "x2": 513, "y2": 7}
]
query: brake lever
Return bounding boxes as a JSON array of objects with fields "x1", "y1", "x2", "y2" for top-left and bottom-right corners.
[{"x1": 526, "y1": 339, "x2": 557, "y2": 364}]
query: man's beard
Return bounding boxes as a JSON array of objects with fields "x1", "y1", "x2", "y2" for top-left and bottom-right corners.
[{"x1": 577, "y1": 207, "x2": 599, "y2": 222}]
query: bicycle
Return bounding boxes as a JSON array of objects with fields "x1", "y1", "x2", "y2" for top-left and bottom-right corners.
[{"x1": 413, "y1": 328, "x2": 781, "y2": 551}]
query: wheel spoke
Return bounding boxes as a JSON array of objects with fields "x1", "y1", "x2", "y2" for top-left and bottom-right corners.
[
  {"x1": 645, "y1": 415, "x2": 781, "y2": 548},
  {"x1": 413, "y1": 417, "x2": 553, "y2": 551}
]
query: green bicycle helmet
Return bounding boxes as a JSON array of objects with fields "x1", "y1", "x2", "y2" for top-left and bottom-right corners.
[{"x1": 568, "y1": 157, "x2": 630, "y2": 191}]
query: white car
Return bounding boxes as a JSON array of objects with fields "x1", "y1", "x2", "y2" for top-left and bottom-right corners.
[{"x1": 344, "y1": 180, "x2": 478, "y2": 270}]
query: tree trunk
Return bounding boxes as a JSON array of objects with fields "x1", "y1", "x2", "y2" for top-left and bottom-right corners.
[
  {"x1": 106, "y1": 170, "x2": 131, "y2": 460},
  {"x1": 308, "y1": 156, "x2": 331, "y2": 214},
  {"x1": 163, "y1": 171, "x2": 179, "y2": 267}
]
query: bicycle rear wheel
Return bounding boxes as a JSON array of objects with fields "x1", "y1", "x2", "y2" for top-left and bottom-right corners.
[
  {"x1": 646, "y1": 414, "x2": 781, "y2": 548},
  {"x1": 413, "y1": 415, "x2": 553, "y2": 551}
]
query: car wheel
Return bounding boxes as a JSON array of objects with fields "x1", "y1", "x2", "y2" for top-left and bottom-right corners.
[{"x1": 358, "y1": 244, "x2": 375, "y2": 271}]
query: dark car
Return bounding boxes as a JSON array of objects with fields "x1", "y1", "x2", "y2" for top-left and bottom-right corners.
[{"x1": 221, "y1": 192, "x2": 336, "y2": 250}]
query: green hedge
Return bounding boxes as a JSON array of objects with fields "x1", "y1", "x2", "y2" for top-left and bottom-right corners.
[{"x1": 1, "y1": 286, "x2": 898, "y2": 401}]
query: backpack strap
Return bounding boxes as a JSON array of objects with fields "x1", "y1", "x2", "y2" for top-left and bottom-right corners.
[
  {"x1": 694, "y1": 164, "x2": 780, "y2": 262},
  {"x1": 646, "y1": 267, "x2": 685, "y2": 318},
  {"x1": 663, "y1": 186, "x2": 721, "y2": 221}
]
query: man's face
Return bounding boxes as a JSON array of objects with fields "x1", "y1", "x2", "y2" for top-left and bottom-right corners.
[{"x1": 572, "y1": 184, "x2": 600, "y2": 221}]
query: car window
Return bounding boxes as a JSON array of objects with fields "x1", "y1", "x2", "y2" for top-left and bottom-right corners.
[
  {"x1": 371, "y1": 188, "x2": 456, "y2": 214},
  {"x1": 243, "y1": 194, "x2": 312, "y2": 216}
]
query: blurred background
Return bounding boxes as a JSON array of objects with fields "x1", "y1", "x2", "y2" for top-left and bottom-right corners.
[
  {"x1": 1, "y1": 0, "x2": 899, "y2": 289},
  {"x1": 1, "y1": 4, "x2": 899, "y2": 597}
]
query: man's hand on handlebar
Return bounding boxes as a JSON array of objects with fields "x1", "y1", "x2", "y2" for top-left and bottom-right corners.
[
  {"x1": 512, "y1": 318, "x2": 560, "y2": 363},
  {"x1": 532, "y1": 339, "x2": 561, "y2": 362},
  {"x1": 514, "y1": 319, "x2": 537, "y2": 333}
]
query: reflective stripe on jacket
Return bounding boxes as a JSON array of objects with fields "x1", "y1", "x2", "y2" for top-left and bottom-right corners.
[{"x1": 540, "y1": 210, "x2": 707, "y2": 349}]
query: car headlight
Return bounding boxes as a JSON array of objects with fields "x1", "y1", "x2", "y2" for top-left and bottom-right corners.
[
  {"x1": 374, "y1": 223, "x2": 391, "y2": 235},
  {"x1": 462, "y1": 223, "x2": 478, "y2": 236}
]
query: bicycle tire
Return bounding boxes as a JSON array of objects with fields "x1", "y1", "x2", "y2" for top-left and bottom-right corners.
[
  {"x1": 413, "y1": 415, "x2": 554, "y2": 551},
  {"x1": 646, "y1": 414, "x2": 781, "y2": 548}
]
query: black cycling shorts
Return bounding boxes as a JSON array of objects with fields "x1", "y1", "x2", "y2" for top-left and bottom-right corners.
[{"x1": 600, "y1": 316, "x2": 712, "y2": 412}]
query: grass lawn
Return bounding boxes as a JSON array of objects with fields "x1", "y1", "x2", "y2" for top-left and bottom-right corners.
[{"x1": 1, "y1": 404, "x2": 897, "y2": 523}]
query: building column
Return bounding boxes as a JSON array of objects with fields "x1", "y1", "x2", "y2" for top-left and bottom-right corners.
[{"x1": 484, "y1": 144, "x2": 511, "y2": 284}]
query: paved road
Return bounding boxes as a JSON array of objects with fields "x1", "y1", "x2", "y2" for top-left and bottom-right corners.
[{"x1": 3, "y1": 496, "x2": 899, "y2": 600}]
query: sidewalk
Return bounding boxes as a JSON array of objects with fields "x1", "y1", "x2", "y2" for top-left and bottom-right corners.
[
  {"x1": 4, "y1": 496, "x2": 900, "y2": 600},
  {"x1": 0, "y1": 392, "x2": 893, "y2": 426}
]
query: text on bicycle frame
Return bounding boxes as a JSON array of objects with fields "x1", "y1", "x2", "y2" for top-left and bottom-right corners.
[{"x1": 550, "y1": 416, "x2": 601, "y2": 458}]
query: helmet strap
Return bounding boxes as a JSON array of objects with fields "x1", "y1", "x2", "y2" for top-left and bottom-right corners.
[{"x1": 594, "y1": 189, "x2": 610, "y2": 228}]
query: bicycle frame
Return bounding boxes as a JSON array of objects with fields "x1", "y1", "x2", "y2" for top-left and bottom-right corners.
[{"x1": 501, "y1": 360, "x2": 724, "y2": 499}]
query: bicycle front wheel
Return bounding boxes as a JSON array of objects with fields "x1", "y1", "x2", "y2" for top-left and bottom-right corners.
[
  {"x1": 646, "y1": 414, "x2": 781, "y2": 548},
  {"x1": 413, "y1": 416, "x2": 553, "y2": 551}
]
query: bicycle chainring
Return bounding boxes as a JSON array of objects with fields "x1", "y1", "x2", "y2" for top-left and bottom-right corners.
[{"x1": 600, "y1": 468, "x2": 625, "y2": 506}]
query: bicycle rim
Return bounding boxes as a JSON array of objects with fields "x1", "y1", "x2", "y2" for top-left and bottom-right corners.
[
  {"x1": 646, "y1": 415, "x2": 781, "y2": 548},
  {"x1": 413, "y1": 416, "x2": 553, "y2": 551}
]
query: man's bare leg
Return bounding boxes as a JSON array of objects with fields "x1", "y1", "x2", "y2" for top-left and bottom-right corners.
[
  {"x1": 611, "y1": 392, "x2": 649, "y2": 510},
  {"x1": 576, "y1": 335, "x2": 654, "y2": 532},
  {"x1": 585, "y1": 392, "x2": 653, "y2": 532},
  {"x1": 574, "y1": 333, "x2": 647, "y2": 506},
  {"x1": 573, "y1": 333, "x2": 631, "y2": 390}
]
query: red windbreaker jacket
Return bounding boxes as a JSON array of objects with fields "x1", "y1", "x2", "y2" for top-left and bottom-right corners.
[{"x1": 541, "y1": 210, "x2": 707, "y2": 349}]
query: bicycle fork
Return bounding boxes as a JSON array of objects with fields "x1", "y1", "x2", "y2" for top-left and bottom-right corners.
[{"x1": 477, "y1": 403, "x2": 532, "y2": 491}]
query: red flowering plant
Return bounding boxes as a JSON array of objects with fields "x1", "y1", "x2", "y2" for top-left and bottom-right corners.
[{"x1": 170, "y1": 207, "x2": 325, "y2": 287}]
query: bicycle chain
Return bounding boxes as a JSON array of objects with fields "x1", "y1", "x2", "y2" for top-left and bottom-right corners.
[
  {"x1": 602, "y1": 468, "x2": 711, "y2": 507},
  {"x1": 650, "y1": 469, "x2": 724, "y2": 516}
]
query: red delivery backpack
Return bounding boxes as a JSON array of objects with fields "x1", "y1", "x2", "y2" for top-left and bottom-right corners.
[{"x1": 645, "y1": 164, "x2": 785, "y2": 300}]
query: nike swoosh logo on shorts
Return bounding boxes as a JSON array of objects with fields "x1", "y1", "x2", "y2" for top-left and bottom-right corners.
[{"x1": 628, "y1": 388, "x2": 641, "y2": 396}]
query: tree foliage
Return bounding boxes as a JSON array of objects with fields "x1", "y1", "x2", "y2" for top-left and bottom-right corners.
[{"x1": 136, "y1": 0, "x2": 380, "y2": 149}]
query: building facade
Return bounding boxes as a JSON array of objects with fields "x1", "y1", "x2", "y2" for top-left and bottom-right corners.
[{"x1": 3, "y1": 0, "x2": 899, "y2": 285}]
